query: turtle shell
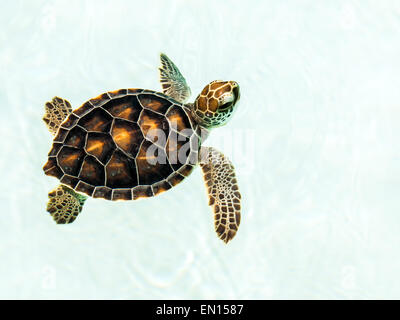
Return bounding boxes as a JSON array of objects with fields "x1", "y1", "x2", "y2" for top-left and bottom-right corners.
[{"x1": 43, "y1": 89, "x2": 202, "y2": 201}]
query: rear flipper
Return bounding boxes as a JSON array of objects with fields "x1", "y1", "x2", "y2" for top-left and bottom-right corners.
[
  {"x1": 47, "y1": 185, "x2": 87, "y2": 224},
  {"x1": 43, "y1": 96, "x2": 72, "y2": 135}
]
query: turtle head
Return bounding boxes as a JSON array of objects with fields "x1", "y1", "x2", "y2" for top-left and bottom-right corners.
[{"x1": 192, "y1": 80, "x2": 240, "y2": 129}]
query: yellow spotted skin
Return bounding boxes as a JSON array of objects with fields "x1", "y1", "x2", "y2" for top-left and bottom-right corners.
[
  {"x1": 193, "y1": 80, "x2": 240, "y2": 128},
  {"x1": 47, "y1": 185, "x2": 87, "y2": 224}
]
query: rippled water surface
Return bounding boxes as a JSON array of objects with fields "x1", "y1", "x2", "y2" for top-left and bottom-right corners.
[{"x1": 1, "y1": 0, "x2": 400, "y2": 299}]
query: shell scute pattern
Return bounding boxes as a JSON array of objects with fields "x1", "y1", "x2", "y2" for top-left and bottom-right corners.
[
  {"x1": 79, "y1": 155, "x2": 105, "y2": 186},
  {"x1": 112, "y1": 188, "x2": 132, "y2": 201},
  {"x1": 85, "y1": 132, "x2": 115, "y2": 164},
  {"x1": 78, "y1": 108, "x2": 113, "y2": 132},
  {"x1": 44, "y1": 89, "x2": 200, "y2": 200},
  {"x1": 73, "y1": 101, "x2": 94, "y2": 117},
  {"x1": 136, "y1": 140, "x2": 174, "y2": 185},
  {"x1": 54, "y1": 128, "x2": 69, "y2": 143},
  {"x1": 111, "y1": 119, "x2": 143, "y2": 158},
  {"x1": 75, "y1": 180, "x2": 95, "y2": 197},
  {"x1": 57, "y1": 146, "x2": 85, "y2": 176},
  {"x1": 138, "y1": 109, "x2": 170, "y2": 148},
  {"x1": 102, "y1": 95, "x2": 141, "y2": 122},
  {"x1": 166, "y1": 106, "x2": 193, "y2": 135},
  {"x1": 105, "y1": 150, "x2": 138, "y2": 189},
  {"x1": 132, "y1": 185, "x2": 154, "y2": 200},
  {"x1": 60, "y1": 113, "x2": 79, "y2": 130},
  {"x1": 43, "y1": 157, "x2": 63, "y2": 179},
  {"x1": 60, "y1": 174, "x2": 80, "y2": 189},
  {"x1": 138, "y1": 94, "x2": 172, "y2": 115},
  {"x1": 93, "y1": 186, "x2": 112, "y2": 200},
  {"x1": 107, "y1": 88, "x2": 128, "y2": 99},
  {"x1": 64, "y1": 126, "x2": 86, "y2": 148}
]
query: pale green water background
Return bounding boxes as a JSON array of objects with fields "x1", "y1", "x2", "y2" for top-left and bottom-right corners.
[{"x1": 1, "y1": 0, "x2": 400, "y2": 299}]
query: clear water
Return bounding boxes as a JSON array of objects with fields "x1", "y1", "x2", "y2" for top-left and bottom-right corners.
[{"x1": 1, "y1": 0, "x2": 400, "y2": 299}]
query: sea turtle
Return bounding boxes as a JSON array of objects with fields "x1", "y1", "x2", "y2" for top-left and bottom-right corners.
[{"x1": 42, "y1": 53, "x2": 241, "y2": 243}]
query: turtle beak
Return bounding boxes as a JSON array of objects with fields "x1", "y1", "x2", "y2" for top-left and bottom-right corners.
[{"x1": 231, "y1": 82, "x2": 240, "y2": 106}]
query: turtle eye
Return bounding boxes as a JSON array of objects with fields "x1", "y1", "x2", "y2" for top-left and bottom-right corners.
[{"x1": 219, "y1": 101, "x2": 232, "y2": 110}]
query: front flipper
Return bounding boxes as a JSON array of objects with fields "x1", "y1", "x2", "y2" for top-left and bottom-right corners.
[
  {"x1": 159, "y1": 53, "x2": 191, "y2": 103},
  {"x1": 43, "y1": 96, "x2": 72, "y2": 135},
  {"x1": 199, "y1": 147, "x2": 241, "y2": 243},
  {"x1": 47, "y1": 185, "x2": 87, "y2": 224}
]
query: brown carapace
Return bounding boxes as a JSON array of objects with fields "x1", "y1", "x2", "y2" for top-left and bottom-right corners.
[
  {"x1": 43, "y1": 53, "x2": 242, "y2": 244},
  {"x1": 43, "y1": 89, "x2": 200, "y2": 201}
]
